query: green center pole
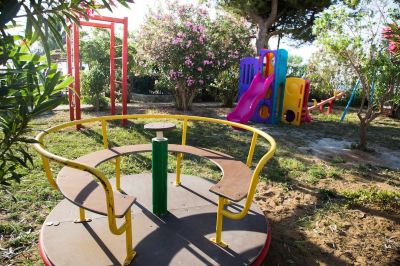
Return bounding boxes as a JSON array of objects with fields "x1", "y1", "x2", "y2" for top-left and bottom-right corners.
[{"x1": 152, "y1": 134, "x2": 168, "y2": 216}]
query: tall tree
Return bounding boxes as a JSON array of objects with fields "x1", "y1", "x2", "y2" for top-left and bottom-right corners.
[
  {"x1": 313, "y1": 0, "x2": 400, "y2": 150},
  {"x1": 214, "y1": 0, "x2": 333, "y2": 52}
]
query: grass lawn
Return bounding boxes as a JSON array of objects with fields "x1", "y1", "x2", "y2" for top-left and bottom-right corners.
[{"x1": 0, "y1": 104, "x2": 399, "y2": 265}]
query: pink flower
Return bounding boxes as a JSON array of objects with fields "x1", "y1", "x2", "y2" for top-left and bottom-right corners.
[
  {"x1": 199, "y1": 79, "x2": 204, "y2": 85},
  {"x1": 197, "y1": 67, "x2": 203, "y2": 72},
  {"x1": 178, "y1": 7, "x2": 186, "y2": 14},
  {"x1": 186, "y1": 40, "x2": 192, "y2": 48},
  {"x1": 198, "y1": 36, "x2": 204, "y2": 44},
  {"x1": 169, "y1": 70, "x2": 177, "y2": 78},
  {"x1": 172, "y1": 37, "x2": 183, "y2": 44},
  {"x1": 187, "y1": 78, "x2": 195, "y2": 86},
  {"x1": 185, "y1": 58, "x2": 194, "y2": 66},
  {"x1": 389, "y1": 42, "x2": 398, "y2": 54}
]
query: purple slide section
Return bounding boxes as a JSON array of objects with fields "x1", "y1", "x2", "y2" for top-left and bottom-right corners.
[{"x1": 227, "y1": 73, "x2": 274, "y2": 124}]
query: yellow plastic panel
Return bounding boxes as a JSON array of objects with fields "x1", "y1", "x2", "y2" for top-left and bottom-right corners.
[{"x1": 281, "y1": 77, "x2": 306, "y2": 126}]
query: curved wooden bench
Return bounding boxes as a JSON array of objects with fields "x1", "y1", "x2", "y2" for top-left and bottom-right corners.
[{"x1": 57, "y1": 144, "x2": 252, "y2": 217}]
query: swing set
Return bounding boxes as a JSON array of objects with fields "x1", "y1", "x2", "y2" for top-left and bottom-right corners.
[{"x1": 341, "y1": 78, "x2": 376, "y2": 122}]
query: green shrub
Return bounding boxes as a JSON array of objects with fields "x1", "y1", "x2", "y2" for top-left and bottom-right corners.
[
  {"x1": 306, "y1": 165, "x2": 326, "y2": 184},
  {"x1": 340, "y1": 187, "x2": 400, "y2": 207},
  {"x1": 129, "y1": 75, "x2": 156, "y2": 95},
  {"x1": 212, "y1": 65, "x2": 239, "y2": 107},
  {"x1": 81, "y1": 63, "x2": 109, "y2": 111}
]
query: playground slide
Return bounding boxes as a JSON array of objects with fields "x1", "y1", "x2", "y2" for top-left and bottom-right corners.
[{"x1": 227, "y1": 73, "x2": 274, "y2": 124}]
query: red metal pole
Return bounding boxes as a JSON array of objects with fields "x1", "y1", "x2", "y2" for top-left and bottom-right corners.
[
  {"x1": 80, "y1": 21, "x2": 112, "y2": 29},
  {"x1": 121, "y1": 17, "x2": 128, "y2": 126},
  {"x1": 319, "y1": 100, "x2": 325, "y2": 113},
  {"x1": 88, "y1": 14, "x2": 125, "y2": 24},
  {"x1": 110, "y1": 23, "x2": 116, "y2": 115},
  {"x1": 73, "y1": 24, "x2": 81, "y2": 129},
  {"x1": 66, "y1": 33, "x2": 74, "y2": 121},
  {"x1": 327, "y1": 99, "x2": 333, "y2": 114}
]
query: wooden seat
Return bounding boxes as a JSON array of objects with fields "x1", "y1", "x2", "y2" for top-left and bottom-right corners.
[
  {"x1": 56, "y1": 144, "x2": 152, "y2": 218},
  {"x1": 57, "y1": 169, "x2": 134, "y2": 218},
  {"x1": 56, "y1": 144, "x2": 251, "y2": 217},
  {"x1": 166, "y1": 145, "x2": 252, "y2": 202}
]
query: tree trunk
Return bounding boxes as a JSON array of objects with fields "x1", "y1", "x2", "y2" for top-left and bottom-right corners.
[
  {"x1": 357, "y1": 120, "x2": 368, "y2": 151},
  {"x1": 95, "y1": 93, "x2": 100, "y2": 111},
  {"x1": 256, "y1": 19, "x2": 267, "y2": 53},
  {"x1": 222, "y1": 96, "x2": 234, "y2": 108},
  {"x1": 254, "y1": 0, "x2": 278, "y2": 53},
  {"x1": 174, "y1": 83, "x2": 196, "y2": 111}
]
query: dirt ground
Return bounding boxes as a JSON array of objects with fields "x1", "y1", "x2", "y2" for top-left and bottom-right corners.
[
  {"x1": 251, "y1": 114, "x2": 400, "y2": 265},
  {"x1": 184, "y1": 104, "x2": 400, "y2": 265}
]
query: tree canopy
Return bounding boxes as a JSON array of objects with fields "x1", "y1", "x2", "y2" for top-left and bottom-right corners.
[{"x1": 214, "y1": 0, "x2": 333, "y2": 52}]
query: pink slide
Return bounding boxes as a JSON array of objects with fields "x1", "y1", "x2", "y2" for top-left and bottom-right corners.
[{"x1": 227, "y1": 73, "x2": 274, "y2": 124}]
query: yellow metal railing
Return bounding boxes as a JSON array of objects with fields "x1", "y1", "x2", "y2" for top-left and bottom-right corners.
[{"x1": 33, "y1": 114, "x2": 276, "y2": 255}]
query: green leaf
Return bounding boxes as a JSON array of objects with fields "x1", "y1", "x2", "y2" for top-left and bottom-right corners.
[
  {"x1": 23, "y1": 4, "x2": 51, "y2": 64},
  {"x1": 31, "y1": 96, "x2": 64, "y2": 116},
  {"x1": 54, "y1": 75, "x2": 74, "y2": 91}
]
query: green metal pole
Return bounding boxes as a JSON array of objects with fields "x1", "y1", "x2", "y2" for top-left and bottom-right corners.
[{"x1": 152, "y1": 136, "x2": 168, "y2": 216}]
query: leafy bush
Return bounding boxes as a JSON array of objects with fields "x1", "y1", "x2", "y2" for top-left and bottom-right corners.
[
  {"x1": 0, "y1": 41, "x2": 72, "y2": 185},
  {"x1": 212, "y1": 66, "x2": 239, "y2": 107},
  {"x1": 154, "y1": 78, "x2": 172, "y2": 95},
  {"x1": 81, "y1": 63, "x2": 109, "y2": 111},
  {"x1": 129, "y1": 75, "x2": 155, "y2": 94}
]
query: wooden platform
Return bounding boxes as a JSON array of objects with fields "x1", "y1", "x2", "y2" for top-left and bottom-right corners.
[{"x1": 40, "y1": 174, "x2": 270, "y2": 265}]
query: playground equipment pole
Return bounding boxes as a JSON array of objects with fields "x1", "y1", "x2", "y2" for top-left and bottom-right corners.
[
  {"x1": 152, "y1": 133, "x2": 168, "y2": 216},
  {"x1": 110, "y1": 23, "x2": 116, "y2": 115},
  {"x1": 340, "y1": 80, "x2": 360, "y2": 122},
  {"x1": 122, "y1": 17, "x2": 128, "y2": 126},
  {"x1": 66, "y1": 34, "x2": 74, "y2": 121},
  {"x1": 73, "y1": 24, "x2": 81, "y2": 129},
  {"x1": 144, "y1": 122, "x2": 176, "y2": 216}
]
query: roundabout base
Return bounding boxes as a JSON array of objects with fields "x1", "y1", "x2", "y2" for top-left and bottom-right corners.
[{"x1": 39, "y1": 174, "x2": 271, "y2": 265}]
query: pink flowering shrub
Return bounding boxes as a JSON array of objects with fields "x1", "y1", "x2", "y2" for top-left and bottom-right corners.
[
  {"x1": 136, "y1": 1, "x2": 253, "y2": 110},
  {"x1": 382, "y1": 23, "x2": 400, "y2": 58},
  {"x1": 136, "y1": 1, "x2": 213, "y2": 110}
]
